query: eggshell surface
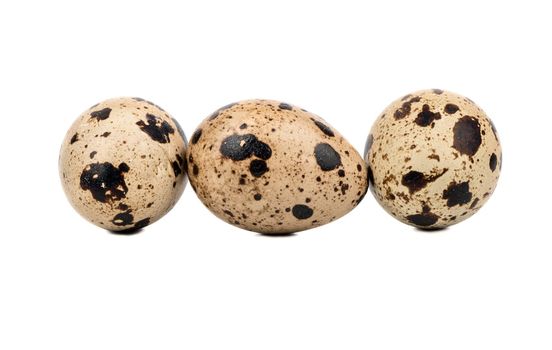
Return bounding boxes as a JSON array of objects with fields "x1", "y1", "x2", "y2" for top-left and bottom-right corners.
[
  {"x1": 365, "y1": 89, "x2": 501, "y2": 229},
  {"x1": 187, "y1": 100, "x2": 368, "y2": 234},
  {"x1": 59, "y1": 97, "x2": 187, "y2": 232}
]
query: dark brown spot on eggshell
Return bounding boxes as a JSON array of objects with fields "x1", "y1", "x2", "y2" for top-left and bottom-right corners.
[
  {"x1": 136, "y1": 114, "x2": 175, "y2": 144},
  {"x1": 132, "y1": 218, "x2": 151, "y2": 230},
  {"x1": 278, "y1": 102, "x2": 293, "y2": 111},
  {"x1": 444, "y1": 104, "x2": 459, "y2": 114},
  {"x1": 220, "y1": 134, "x2": 256, "y2": 161},
  {"x1": 401, "y1": 168, "x2": 448, "y2": 194},
  {"x1": 112, "y1": 210, "x2": 134, "y2": 226},
  {"x1": 292, "y1": 204, "x2": 313, "y2": 220},
  {"x1": 191, "y1": 129, "x2": 202, "y2": 144},
  {"x1": 443, "y1": 181, "x2": 473, "y2": 207},
  {"x1": 415, "y1": 104, "x2": 441, "y2": 127},
  {"x1": 314, "y1": 143, "x2": 342, "y2": 171},
  {"x1": 220, "y1": 134, "x2": 272, "y2": 161},
  {"x1": 407, "y1": 205, "x2": 439, "y2": 227},
  {"x1": 312, "y1": 118, "x2": 335, "y2": 137},
  {"x1": 172, "y1": 160, "x2": 182, "y2": 177},
  {"x1": 249, "y1": 159, "x2": 268, "y2": 177},
  {"x1": 489, "y1": 153, "x2": 497, "y2": 172},
  {"x1": 394, "y1": 96, "x2": 421, "y2": 119},
  {"x1": 117, "y1": 203, "x2": 129, "y2": 211},
  {"x1": 90, "y1": 107, "x2": 112, "y2": 121},
  {"x1": 428, "y1": 154, "x2": 440, "y2": 161},
  {"x1": 452, "y1": 116, "x2": 482, "y2": 156},
  {"x1": 80, "y1": 162, "x2": 129, "y2": 204}
]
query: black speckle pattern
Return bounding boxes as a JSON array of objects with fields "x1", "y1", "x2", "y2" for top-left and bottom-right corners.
[
  {"x1": 252, "y1": 140, "x2": 272, "y2": 160},
  {"x1": 394, "y1": 96, "x2": 421, "y2": 119},
  {"x1": 172, "y1": 160, "x2": 182, "y2": 177},
  {"x1": 278, "y1": 102, "x2": 293, "y2": 111},
  {"x1": 312, "y1": 118, "x2": 335, "y2": 137},
  {"x1": 112, "y1": 210, "x2": 134, "y2": 226},
  {"x1": 453, "y1": 116, "x2": 481, "y2": 156},
  {"x1": 249, "y1": 159, "x2": 268, "y2": 177},
  {"x1": 220, "y1": 134, "x2": 272, "y2": 161},
  {"x1": 133, "y1": 218, "x2": 151, "y2": 230},
  {"x1": 191, "y1": 129, "x2": 202, "y2": 144},
  {"x1": 90, "y1": 108, "x2": 112, "y2": 121},
  {"x1": 220, "y1": 134, "x2": 258, "y2": 161},
  {"x1": 407, "y1": 205, "x2": 439, "y2": 226},
  {"x1": 489, "y1": 153, "x2": 497, "y2": 172},
  {"x1": 80, "y1": 162, "x2": 129, "y2": 203},
  {"x1": 444, "y1": 104, "x2": 459, "y2": 114},
  {"x1": 415, "y1": 104, "x2": 441, "y2": 127},
  {"x1": 443, "y1": 181, "x2": 473, "y2": 207},
  {"x1": 292, "y1": 204, "x2": 313, "y2": 220},
  {"x1": 314, "y1": 143, "x2": 342, "y2": 171},
  {"x1": 401, "y1": 169, "x2": 448, "y2": 194},
  {"x1": 136, "y1": 113, "x2": 175, "y2": 144},
  {"x1": 112, "y1": 209, "x2": 151, "y2": 231}
]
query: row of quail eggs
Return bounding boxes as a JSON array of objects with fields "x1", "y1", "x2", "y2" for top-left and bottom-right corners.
[{"x1": 59, "y1": 90, "x2": 501, "y2": 234}]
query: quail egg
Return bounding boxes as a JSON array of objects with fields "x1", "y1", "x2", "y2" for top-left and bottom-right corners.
[
  {"x1": 365, "y1": 89, "x2": 501, "y2": 229},
  {"x1": 59, "y1": 97, "x2": 187, "y2": 232},
  {"x1": 187, "y1": 100, "x2": 368, "y2": 234}
]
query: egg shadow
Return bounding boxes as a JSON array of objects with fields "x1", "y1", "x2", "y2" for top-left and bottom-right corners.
[
  {"x1": 415, "y1": 226, "x2": 449, "y2": 233},
  {"x1": 108, "y1": 227, "x2": 145, "y2": 236},
  {"x1": 257, "y1": 232, "x2": 297, "y2": 238}
]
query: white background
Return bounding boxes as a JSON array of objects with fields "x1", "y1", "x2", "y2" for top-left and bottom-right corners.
[{"x1": 1, "y1": 1, "x2": 550, "y2": 349}]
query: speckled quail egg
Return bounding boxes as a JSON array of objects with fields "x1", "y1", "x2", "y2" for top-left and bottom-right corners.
[
  {"x1": 365, "y1": 89, "x2": 501, "y2": 229},
  {"x1": 187, "y1": 100, "x2": 368, "y2": 234},
  {"x1": 59, "y1": 97, "x2": 187, "y2": 232}
]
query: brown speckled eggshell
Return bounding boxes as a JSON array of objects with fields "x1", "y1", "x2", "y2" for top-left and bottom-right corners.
[
  {"x1": 365, "y1": 89, "x2": 501, "y2": 229},
  {"x1": 59, "y1": 97, "x2": 187, "y2": 232},
  {"x1": 187, "y1": 100, "x2": 368, "y2": 234}
]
